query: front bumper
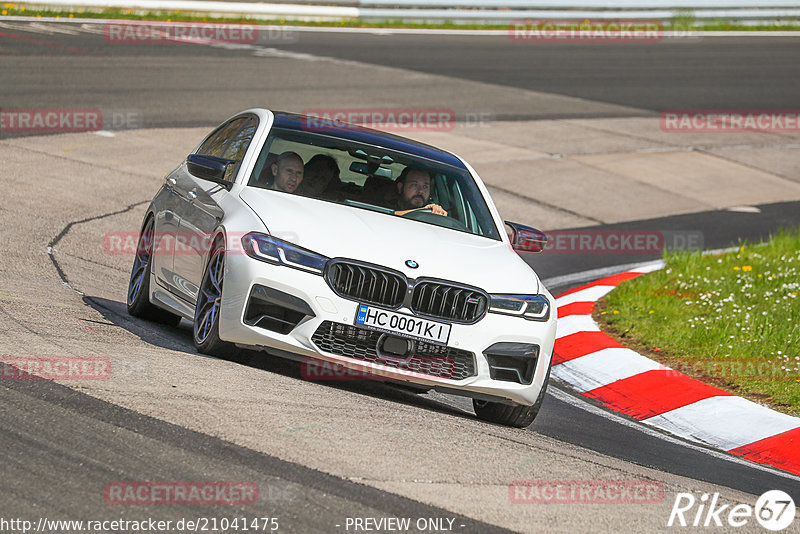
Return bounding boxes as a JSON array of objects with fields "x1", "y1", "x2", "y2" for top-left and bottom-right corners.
[{"x1": 219, "y1": 252, "x2": 557, "y2": 406}]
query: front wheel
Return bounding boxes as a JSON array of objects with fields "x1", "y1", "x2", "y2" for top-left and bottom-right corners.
[
  {"x1": 473, "y1": 365, "x2": 551, "y2": 428},
  {"x1": 127, "y1": 216, "x2": 182, "y2": 327},
  {"x1": 193, "y1": 237, "x2": 234, "y2": 357}
]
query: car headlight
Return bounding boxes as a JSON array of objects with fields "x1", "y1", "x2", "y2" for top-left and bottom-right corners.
[
  {"x1": 241, "y1": 232, "x2": 328, "y2": 274},
  {"x1": 488, "y1": 294, "x2": 550, "y2": 321}
]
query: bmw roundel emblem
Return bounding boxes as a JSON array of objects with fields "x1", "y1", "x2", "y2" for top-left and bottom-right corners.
[{"x1": 405, "y1": 260, "x2": 419, "y2": 269}]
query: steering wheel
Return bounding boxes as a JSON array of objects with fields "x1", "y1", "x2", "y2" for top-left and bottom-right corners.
[{"x1": 401, "y1": 208, "x2": 469, "y2": 231}]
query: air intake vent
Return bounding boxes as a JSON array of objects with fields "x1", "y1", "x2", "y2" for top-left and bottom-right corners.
[
  {"x1": 483, "y1": 343, "x2": 539, "y2": 385},
  {"x1": 243, "y1": 285, "x2": 314, "y2": 335},
  {"x1": 311, "y1": 321, "x2": 477, "y2": 380}
]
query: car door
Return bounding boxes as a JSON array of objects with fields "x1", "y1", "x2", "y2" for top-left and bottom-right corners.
[
  {"x1": 172, "y1": 115, "x2": 258, "y2": 303},
  {"x1": 153, "y1": 119, "x2": 238, "y2": 299},
  {"x1": 151, "y1": 166, "x2": 184, "y2": 291}
]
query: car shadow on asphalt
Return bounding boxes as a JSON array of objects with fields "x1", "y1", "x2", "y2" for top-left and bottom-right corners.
[{"x1": 82, "y1": 295, "x2": 477, "y2": 422}]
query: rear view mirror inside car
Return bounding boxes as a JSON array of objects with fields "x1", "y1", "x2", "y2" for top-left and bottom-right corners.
[{"x1": 349, "y1": 161, "x2": 393, "y2": 178}]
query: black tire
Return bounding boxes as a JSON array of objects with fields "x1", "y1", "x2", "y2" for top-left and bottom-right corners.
[
  {"x1": 127, "y1": 216, "x2": 182, "y2": 327},
  {"x1": 193, "y1": 236, "x2": 235, "y2": 357},
  {"x1": 473, "y1": 364, "x2": 551, "y2": 428}
]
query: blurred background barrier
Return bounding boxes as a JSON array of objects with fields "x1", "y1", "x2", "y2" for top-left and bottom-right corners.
[{"x1": 13, "y1": 0, "x2": 800, "y2": 24}]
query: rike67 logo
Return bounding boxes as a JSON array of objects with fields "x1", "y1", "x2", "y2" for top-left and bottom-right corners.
[{"x1": 668, "y1": 490, "x2": 796, "y2": 531}]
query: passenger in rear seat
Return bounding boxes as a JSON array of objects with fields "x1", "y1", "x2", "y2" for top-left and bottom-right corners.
[
  {"x1": 298, "y1": 154, "x2": 340, "y2": 198},
  {"x1": 270, "y1": 151, "x2": 304, "y2": 194},
  {"x1": 361, "y1": 175, "x2": 398, "y2": 208}
]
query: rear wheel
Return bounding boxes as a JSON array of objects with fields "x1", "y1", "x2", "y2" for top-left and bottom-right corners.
[
  {"x1": 473, "y1": 365, "x2": 551, "y2": 428},
  {"x1": 193, "y1": 237, "x2": 235, "y2": 357},
  {"x1": 127, "y1": 217, "x2": 182, "y2": 327}
]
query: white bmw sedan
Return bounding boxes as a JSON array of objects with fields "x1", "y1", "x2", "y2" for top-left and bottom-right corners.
[{"x1": 127, "y1": 109, "x2": 557, "y2": 427}]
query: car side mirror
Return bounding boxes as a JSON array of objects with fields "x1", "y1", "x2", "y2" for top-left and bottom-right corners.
[
  {"x1": 505, "y1": 221, "x2": 547, "y2": 253},
  {"x1": 187, "y1": 154, "x2": 235, "y2": 190}
]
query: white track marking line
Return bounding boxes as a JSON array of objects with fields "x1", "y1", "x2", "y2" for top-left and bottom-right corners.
[
  {"x1": 643, "y1": 396, "x2": 800, "y2": 451},
  {"x1": 555, "y1": 284, "x2": 616, "y2": 307},
  {"x1": 0, "y1": 21, "x2": 79, "y2": 34},
  {"x1": 542, "y1": 260, "x2": 664, "y2": 290},
  {"x1": 629, "y1": 261, "x2": 666, "y2": 274},
  {"x1": 552, "y1": 347, "x2": 667, "y2": 392},
  {"x1": 555, "y1": 315, "x2": 599, "y2": 339}
]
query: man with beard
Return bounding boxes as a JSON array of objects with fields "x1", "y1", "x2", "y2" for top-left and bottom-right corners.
[{"x1": 393, "y1": 167, "x2": 448, "y2": 217}]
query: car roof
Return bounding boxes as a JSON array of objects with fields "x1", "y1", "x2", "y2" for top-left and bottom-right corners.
[{"x1": 270, "y1": 111, "x2": 467, "y2": 170}]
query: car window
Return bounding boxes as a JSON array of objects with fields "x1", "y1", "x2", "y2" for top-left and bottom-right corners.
[
  {"x1": 247, "y1": 128, "x2": 501, "y2": 240},
  {"x1": 197, "y1": 117, "x2": 247, "y2": 158},
  {"x1": 221, "y1": 117, "x2": 258, "y2": 180}
]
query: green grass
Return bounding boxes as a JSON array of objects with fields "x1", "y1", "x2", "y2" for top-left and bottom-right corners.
[
  {"x1": 598, "y1": 228, "x2": 800, "y2": 416},
  {"x1": 1, "y1": 4, "x2": 799, "y2": 31}
]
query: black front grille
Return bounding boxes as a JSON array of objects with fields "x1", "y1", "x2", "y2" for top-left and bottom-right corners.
[
  {"x1": 311, "y1": 321, "x2": 476, "y2": 380},
  {"x1": 411, "y1": 281, "x2": 487, "y2": 323},
  {"x1": 325, "y1": 261, "x2": 406, "y2": 308}
]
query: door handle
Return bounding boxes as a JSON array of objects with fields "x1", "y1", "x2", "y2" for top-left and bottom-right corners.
[{"x1": 188, "y1": 190, "x2": 197, "y2": 200}]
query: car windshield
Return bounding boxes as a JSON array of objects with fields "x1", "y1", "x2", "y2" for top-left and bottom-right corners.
[{"x1": 246, "y1": 127, "x2": 501, "y2": 240}]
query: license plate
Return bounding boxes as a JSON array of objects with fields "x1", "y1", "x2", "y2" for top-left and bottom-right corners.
[{"x1": 354, "y1": 305, "x2": 451, "y2": 346}]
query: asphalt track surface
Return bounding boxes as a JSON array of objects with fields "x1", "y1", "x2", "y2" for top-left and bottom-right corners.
[
  {"x1": 1, "y1": 24, "x2": 799, "y2": 127},
  {"x1": 252, "y1": 33, "x2": 800, "y2": 114},
  {"x1": 2, "y1": 377, "x2": 508, "y2": 533},
  {"x1": 2, "y1": 21, "x2": 800, "y2": 532}
]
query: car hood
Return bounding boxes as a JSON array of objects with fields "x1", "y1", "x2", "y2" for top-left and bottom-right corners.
[{"x1": 240, "y1": 188, "x2": 540, "y2": 294}]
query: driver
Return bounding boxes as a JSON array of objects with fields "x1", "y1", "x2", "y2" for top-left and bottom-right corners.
[{"x1": 394, "y1": 167, "x2": 448, "y2": 217}]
